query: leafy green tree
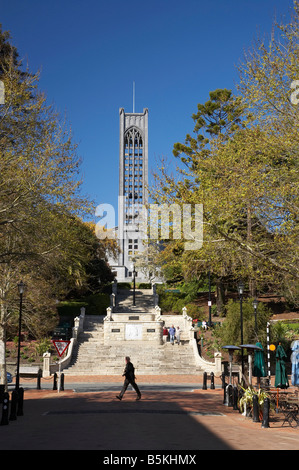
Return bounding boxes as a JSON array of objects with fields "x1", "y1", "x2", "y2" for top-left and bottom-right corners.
[
  {"x1": 214, "y1": 298, "x2": 271, "y2": 348},
  {"x1": 0, "y1": 27, "x2": 114, "y2": 386},
  {"x1": 152, "y1": 4, "x2": 299, "y2": 307}
]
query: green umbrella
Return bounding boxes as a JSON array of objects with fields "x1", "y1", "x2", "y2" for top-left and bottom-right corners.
[
  {"x1": 253, "y1": 342, "x2": 266, "y2": 378},
  {"x1": 275, "y1": 343, "x2": 289, "y2": 389}
]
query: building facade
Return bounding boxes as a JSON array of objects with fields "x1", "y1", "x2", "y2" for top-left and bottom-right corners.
[{"x1": 109, "y1": 107, "x2": 149, "y2": 282}]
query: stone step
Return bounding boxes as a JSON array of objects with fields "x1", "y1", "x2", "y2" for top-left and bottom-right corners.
[{"x1": 63, "y1": 299, "x2": 202, "y2": 376}]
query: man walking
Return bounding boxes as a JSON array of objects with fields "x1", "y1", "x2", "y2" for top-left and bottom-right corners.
[{"x1": 116, "y1": 356, "x2": 141, "y2": 401}]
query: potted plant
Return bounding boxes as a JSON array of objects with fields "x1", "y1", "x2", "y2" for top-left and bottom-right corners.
[
  {"x1": 239, "y1": 386, "x2": 255, "y2": 416},
  {"x1": 238, "y1": 386, "x2": 270, "y2": 418}
]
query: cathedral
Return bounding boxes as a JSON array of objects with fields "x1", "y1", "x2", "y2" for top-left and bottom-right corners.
[{"x1": 108, "y1": 107, "x2": 149, "y2": 283}]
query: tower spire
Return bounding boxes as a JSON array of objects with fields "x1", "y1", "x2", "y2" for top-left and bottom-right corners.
[{"x1": 133, "y1": 81, "x2": 135, "y2": 113}]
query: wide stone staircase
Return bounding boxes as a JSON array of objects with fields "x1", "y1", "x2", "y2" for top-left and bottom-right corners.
[
  {"x1": 63, "y1": 315, "x2": 200, "y2": 376},
  {"x1": 113, "y1": 289, "x2": 156, "y2": 314}
]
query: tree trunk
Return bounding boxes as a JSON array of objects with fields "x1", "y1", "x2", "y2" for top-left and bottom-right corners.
[
  {"x1": 0, "y1": 300, "x2": 7, "y2": 391},
  {"x1": 215, "y1": 279, "x2": 225, "y2": 316}
]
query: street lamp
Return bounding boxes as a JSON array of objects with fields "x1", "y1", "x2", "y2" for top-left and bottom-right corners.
[
  {"x1": 237, "y1": 280, "x2": 244, "y2": 375},
  {"x1": 253, "y1": 298, "x2": 258, "y2": 335},
  {"x1": 16, "y1": 281, "x2": 26, "y2": 391},
  {"x1": 131, "y1": 263, "x2": 136, "y2": 306}
]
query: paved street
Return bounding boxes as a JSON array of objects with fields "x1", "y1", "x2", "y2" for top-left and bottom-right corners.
[{"x1": 1, "y1": 375, "x2": 298, "y2": 453}]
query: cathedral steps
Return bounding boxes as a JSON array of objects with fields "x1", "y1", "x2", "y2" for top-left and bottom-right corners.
[{"x1": 63, "y1": 315, "x2": 201, "y2": 376}]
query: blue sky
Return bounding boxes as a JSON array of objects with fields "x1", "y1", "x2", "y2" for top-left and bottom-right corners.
[{"x1": 0, "y1": 0, "x2": 294, "y2": 223}]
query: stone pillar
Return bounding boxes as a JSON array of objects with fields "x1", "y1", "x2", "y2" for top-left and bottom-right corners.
[
  {"x1": 106, "y1": 307, "x2": 112, "y2": 320},
  {"x1": 43, "y1": 352, "x2": 51, "y2": 377},
  {"x1": 214, "y1": 351, "x2": 222, "y2": 375}
]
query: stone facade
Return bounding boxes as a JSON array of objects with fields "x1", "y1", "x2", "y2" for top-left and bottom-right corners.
[
  {"x1": 103, "y1": 319, "x2": 163, "y2": 346},
  {"x1": 108, "y1": 108, "x2": 149, "y2": 283}
]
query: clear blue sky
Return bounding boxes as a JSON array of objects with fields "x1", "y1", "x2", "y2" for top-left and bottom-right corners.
[{"x1": 0, "y1": 0, "x2": 294, "y2": 223}]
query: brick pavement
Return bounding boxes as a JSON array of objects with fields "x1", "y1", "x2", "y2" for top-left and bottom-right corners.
[{"x1": 1, "y1": 374, "x2": 299, "y2": 452}]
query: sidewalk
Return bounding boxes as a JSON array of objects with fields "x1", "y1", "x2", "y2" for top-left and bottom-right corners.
[{"x1": 1, "y1": 374, "x2": 298, "y2": 451}]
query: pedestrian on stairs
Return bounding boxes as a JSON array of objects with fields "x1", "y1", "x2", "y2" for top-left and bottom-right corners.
[
  {"x1": 116, "y1": 356, "x2": 141, "y2": 401},
  {"x1": 176, "y1": 326, "x2": 181, "y2": 345},
  {"x1": 163, "y1": 326, "x2": 169, "y2": 343},
  {"x1": 169, "y1": 325, "x2": 176, "y2": 345}
]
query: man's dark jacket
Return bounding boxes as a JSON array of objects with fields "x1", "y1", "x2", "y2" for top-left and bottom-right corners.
[{"x1": 123, "y1": 362, "x2": 135, "y2": 382}]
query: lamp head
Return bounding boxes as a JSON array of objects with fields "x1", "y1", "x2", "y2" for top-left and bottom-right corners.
[{"x1": 18, "y1": 281, "x2": 26, "y2": 295}]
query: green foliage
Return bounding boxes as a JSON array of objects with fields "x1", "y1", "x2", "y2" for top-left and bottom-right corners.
[
  {"x1": 214, "y1": 298, "x2": 271, "y2": 348},
  {"x1": 152, "y1": 4, "x2": 299, "y2": 306},
  {"x1": 34, "y1": 338, "x2": 53, "y2": 357},
  {"x1": 117, "y1": 283, "x2": 132, "y2": 290},
  {"x1": 157, "y1": 281, "x2": 205, "y2": 315},
  {"x1": 184, "y1": 303, "x2": 205, "y2": 320},
  {"x1": 270, "y1": 321, "x2": 299, "y2": 351},
  {"x1": 57, "y1": 293, "x2": 110, "y2": 318}
]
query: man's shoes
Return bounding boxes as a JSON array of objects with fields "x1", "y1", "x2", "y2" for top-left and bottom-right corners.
[
  {"x1": 116, "y1": 395, "x2": 122, "y2": 400},
  {"x1": 136, "y1": 395, "x2": 141, "y2": 401}
]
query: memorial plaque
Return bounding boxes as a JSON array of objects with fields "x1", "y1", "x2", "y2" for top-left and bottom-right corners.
[
  {"x1": 129, "y1": 316, "x2": 139, "y2": 320},
  {"x1": 147, "y1": 329, "x2": 155, "y2": 332},
  {"x1": 125, "y1": 324, "x2": 142, "y2": 340},
  {"x1": 111, "y1": 329, "x2": 120, "y2": 332}
]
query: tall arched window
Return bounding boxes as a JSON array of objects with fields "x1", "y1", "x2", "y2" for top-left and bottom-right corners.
[{"x1": 124, "y1": 127, "x2": 143, "y2": 224}]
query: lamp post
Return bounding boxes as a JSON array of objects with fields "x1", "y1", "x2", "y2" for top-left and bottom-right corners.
[
  {"x1": 253, "y1": 298, "x2": 258, "y2": 335},
  {"x1": 131, "y1": 263, "x2": 136, "y2": 306},
  {"x1": 16, "y1": 281, "x2": 26, "y2": 391},
  {"x1": 238, "y1": 280, "x2": 244, "y2": 375}
]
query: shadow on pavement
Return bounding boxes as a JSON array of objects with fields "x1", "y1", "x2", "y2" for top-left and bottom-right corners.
[{"x1": 0, "y1": 391, "x2": 232, "y2": 450}]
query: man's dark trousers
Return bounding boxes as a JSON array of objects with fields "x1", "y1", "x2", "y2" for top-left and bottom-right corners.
[
  {"x1": 119, "y1": 361, "x2": 141, "y2": 399},
  {"x1": 119, "y1": 377, "x2": 141, "y2": 398}
]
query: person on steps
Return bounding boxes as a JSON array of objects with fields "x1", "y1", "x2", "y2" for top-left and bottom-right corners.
[{"x1": 169, "y1": 325, "x2": 176, "y2": 345}]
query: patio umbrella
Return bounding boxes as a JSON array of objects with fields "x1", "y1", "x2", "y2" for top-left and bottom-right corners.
[
  {"x1": 240, "y1": 344, "x2": 263, "y2": 386},
  {"x1": 253, "y1": 342, "x2": 266, "y2": 378},
  {"x1": 291, "y1": 340, "x2": 299, "y2": 386},
  {"x1": 274, "y1": 343, "x2": 289, "y2": 389}
]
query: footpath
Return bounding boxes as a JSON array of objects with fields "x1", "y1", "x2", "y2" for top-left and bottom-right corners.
[{"x1": 1, "y1": 374, "x2": 298, "y2": 452}]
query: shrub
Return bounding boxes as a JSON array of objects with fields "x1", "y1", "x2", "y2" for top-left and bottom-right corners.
[
  {"x1": 57, "y1": 293, "x2": 110, "y2": 318},
  {"x1": 35, "y1": 338, "x2": 53, "y2": 357},
  {"x1": 214, "y1": 298, "x2": 271, "y2": 348}
]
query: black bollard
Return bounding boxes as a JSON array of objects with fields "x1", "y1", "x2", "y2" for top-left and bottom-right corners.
[
  {"x1": 0, "y1": 392, "x2": 9, "y2": 425},
  {"x1": 210, "y1": 372, "x2": 215, "y2": 390},
  {"x1": 60, "y1": 373, "x2": 64, "y2": 391},
  {"x1": 37, "y1": 369, "x2": 42, "y2": 390},
  {"x1": 223, "y1": 384, "x2": 227, "y2": 404},
  {"x1": 53, "y1": 372, "x2": 57, "y2": 390},
  {"x1": 9, "y1": 390, "x2": 18, "y2": 421},
  {"x1": 0, "y1": 384, "x2": 4, "y2": 404},
  {"x1": 228, "y1": 384, "x2": 233, "y2": 407},
  {"x1": 202, "y1": 372, "x2": 207, "y2": 390},
  {"x1": 17, "y1": 387, "x2": 24, "y2": 416},
  {"x1": 221, "y1": 372, "x2": 226, "y2": 389},
  {"x1": 262, "y1": 397, "x2": 270, "y2": 428},
  {"x1": 252, "y1": 393, "x2": 260, "y2": 423}
]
